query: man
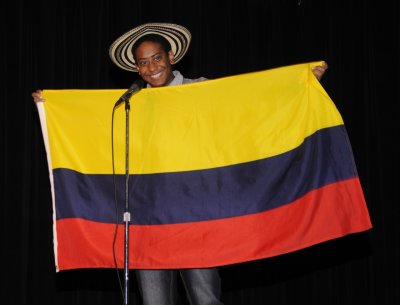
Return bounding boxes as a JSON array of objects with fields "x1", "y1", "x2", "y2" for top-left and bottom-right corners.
[
  {"x1": 108, "y1": 22, "x2": 223, "y2": 305},
  {"x1": 32, "y1": 22, "x2": 328, "y2": 305}
]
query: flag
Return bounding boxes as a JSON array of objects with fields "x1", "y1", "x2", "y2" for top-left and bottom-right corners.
[{"x1": 37, "y1": 61, "x2": 372, "y2": 271}]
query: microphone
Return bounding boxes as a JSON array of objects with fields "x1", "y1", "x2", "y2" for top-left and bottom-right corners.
[{"x1": 115, "y1": 79, "x2": 145, "y2": 107}]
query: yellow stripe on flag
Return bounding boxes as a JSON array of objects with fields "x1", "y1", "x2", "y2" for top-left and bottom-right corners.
[{"x1": 42, "y1": 61, "x2": 342, "y2": 174}]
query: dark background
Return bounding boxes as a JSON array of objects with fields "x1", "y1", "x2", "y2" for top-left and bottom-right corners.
[{"x1": 1, "y1": 0, "x2": 398, "y2": 304}]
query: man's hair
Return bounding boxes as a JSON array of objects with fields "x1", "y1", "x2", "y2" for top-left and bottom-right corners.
[{"x1": 131, "y1": 34, "x2": 172, "y2": 59}]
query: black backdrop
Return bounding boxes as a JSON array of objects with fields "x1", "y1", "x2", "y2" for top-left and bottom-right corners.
[{"x1": 2, "y1": 1, "x2": 399, "y2": 304}]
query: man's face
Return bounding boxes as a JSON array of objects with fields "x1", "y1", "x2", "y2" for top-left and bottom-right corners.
[{"x1": 134, "y1": 41, "x2": 175, "y2": 87}]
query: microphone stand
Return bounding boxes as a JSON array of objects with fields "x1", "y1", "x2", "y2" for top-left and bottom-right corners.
[
  {"x1": 123, "y1": 100, "x2": 131, "y2": 305},
  {"x1": 114, "y1": 79, "x2": 143, "y2": 305}
]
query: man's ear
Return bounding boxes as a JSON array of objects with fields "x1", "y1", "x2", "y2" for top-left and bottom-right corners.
[{"x1": 168, "y1": 51, "x2": 175, "y2": 64}]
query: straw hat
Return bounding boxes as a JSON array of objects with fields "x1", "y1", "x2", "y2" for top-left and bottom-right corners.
[{"x1": 109, "y1": 22, "x2": 191, "y2": 72}]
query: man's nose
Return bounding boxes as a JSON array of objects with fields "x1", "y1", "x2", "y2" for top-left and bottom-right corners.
[{"x1": 148, "y1": 60, "x2": 157, "y2": 71}]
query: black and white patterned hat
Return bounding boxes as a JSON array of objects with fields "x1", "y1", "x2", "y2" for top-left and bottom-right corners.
[{"x1": 109, "y1": 22, "x2": 191, "y2": 72}]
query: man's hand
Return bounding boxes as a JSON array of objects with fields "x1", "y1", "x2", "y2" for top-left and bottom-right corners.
[
  {"x1": 32, "y1": 90, "x2": 45, "y2": 103},
  {"x1": 312, "y1": 61, "x2": 328, "y2": 81}
]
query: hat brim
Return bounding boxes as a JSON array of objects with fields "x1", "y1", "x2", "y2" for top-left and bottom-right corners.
[{"x1": 109, "y1": 22, "x2": 191, "y2": 72}]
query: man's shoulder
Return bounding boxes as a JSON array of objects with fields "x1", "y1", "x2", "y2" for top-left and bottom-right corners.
[
  {"x1": 172, "y1": 70, "x2": 208, "y2": 85},
  {"x1": 182, "y1": 76, "x2": 208, "y2": 84}
]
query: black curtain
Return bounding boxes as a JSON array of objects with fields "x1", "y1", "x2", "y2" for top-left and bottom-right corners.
[{"x1": 2, "y1": 0, "x2": 399, "y2": 304}]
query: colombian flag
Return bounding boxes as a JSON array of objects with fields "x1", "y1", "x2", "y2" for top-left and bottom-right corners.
[{"x1": 37, "y1": 61, "x2": 372, "y2": 272}]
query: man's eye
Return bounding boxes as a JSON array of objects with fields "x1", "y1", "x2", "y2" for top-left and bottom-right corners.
[
  {"x1": 138, "y1": 61, "x2": 147, "y2": 66},
  {"x1": 154, "y1": 55, "x2": 161, "y2": 62}
]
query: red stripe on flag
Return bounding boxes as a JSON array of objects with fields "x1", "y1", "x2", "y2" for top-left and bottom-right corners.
[{"x1": 56, "y1": 177, "x2": 371, "y2": 271}]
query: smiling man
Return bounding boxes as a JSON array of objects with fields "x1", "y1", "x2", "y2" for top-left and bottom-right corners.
[{"x1": 109, "y1": 22, "x2": 222, "y2": 305}]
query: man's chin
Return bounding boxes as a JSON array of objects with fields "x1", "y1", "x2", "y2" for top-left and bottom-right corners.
[{"x1": 145, "y1": 78, "x2": 168, "y2": 88}]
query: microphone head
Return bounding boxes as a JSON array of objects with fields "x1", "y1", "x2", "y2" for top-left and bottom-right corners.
[
  {"x1": 128, "y1": 79, "x2": 145, "y2": 93},
  {"x1": 115, "y1": 79, "x2": 145, "y2": 107}
]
